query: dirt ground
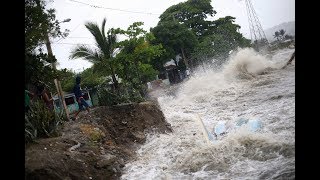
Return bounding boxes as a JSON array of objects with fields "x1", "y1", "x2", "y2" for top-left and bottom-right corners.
[{"x1": 25, "y1": 101, "x2": 172, "y2": 180}]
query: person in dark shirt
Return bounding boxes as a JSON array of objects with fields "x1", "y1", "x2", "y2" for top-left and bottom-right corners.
[{"x1": 71, "y1": 76, "x2": 90, "y2": 120}]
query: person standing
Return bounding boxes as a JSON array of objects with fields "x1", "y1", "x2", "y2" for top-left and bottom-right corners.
[
  {"x1": 35, "y1": 83, "x2": 54, "y2": 111},
  {"x1": 71, "y1": 76, "x2": 90, "y2": 120}
]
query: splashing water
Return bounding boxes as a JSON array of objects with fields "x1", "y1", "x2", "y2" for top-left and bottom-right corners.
[{"x1": 121, "y1": 48, "x2": 295, "y2": 180}]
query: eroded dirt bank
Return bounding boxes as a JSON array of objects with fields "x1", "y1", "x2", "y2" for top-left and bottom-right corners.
[{"x1": 25, "y1": 101, "x2": 172, "y2": 180}]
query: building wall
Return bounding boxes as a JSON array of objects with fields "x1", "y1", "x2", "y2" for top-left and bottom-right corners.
[{"x1": 53, "y1": 91, "x2": 93, "y2": 115}]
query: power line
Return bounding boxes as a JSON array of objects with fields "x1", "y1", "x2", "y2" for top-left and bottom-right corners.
[
  {"x1": 53, "y1": 0, "x2": 161, "y2": 43},
  {"x1": 52, "y1": 42, "x2": 95, "y2": 46},
  {"x1": 53, "y1": 6, "x2": 97, "y2": 43},
  {"x1": 69, "y1": 0, "x2": 161, "y2": 16},
  {"x1": 54, "y1": 23, "x2": 83, "y2": 43}
]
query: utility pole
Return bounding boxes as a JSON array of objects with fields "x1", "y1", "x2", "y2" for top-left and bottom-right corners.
[
  {"x1": 36, "y1": 0, "x2": 70, "y2": 120},
  {"x1": 46, "y1": 33, "x2": 70, "y2": 120}
]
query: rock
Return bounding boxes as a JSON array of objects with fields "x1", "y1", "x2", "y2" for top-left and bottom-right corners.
[
  {"x1": 131, "y1": 131, "x2": 146, "y2": 143},
  {"x1": 95, "y1": 154, "x2": 117, "y2": 169},
  {"x1": 118, "y1": 158, "x2": 125, "y2": 167}
]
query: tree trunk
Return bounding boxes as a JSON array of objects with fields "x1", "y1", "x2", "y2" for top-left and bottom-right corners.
[
  {"x1": 181, "y1": 48, "x2": 189, "y2": 70},
  {"x1": 109, "y1": 65, "x2": 119, "y2": 93}
]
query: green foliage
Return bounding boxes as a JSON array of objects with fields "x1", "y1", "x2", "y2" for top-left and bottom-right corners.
[
  {"x1": 97, "y1": 85, "x2": 129, "y2": 106},
  {"x1": 192, "y1": 35, "x2": 216, "y2": 59},
  {"x1": 193, "y1": 16, "x2": 251, "y2": 62},
  {"x1": 121, "y1": 81, "x2": 146, "y2": 103},
  {"x1": 57, "y1": 68, "x2": 75, "y2": 92},
  {"x1": 60, "y1": 67, "x2": 105, "y2": 93},
  {"x1": 152, "y1": 20, "x2": 198, "y2": 56},
  {"x1": 61, "y1": 79, "x2": 74, "y2": 93},
  {"x1": 154, "y1": 1, "x2": 250, "y2": 70},
  {"x1": 159, "y1": 0, "x2": 216, "y2": 37},
  {"x1": 115, "y1": 22, "x2": 164, "y2": 97},
  {"x1": 139, "y1": 64, "x2": 159, "y2": 83},
  {"x1": 25, "y1": 0, "x2": 70, "y2": 91},
  {"x1": 25, "y1": 0, "x2": 69, "y2": 52},
  {"x1": 25, "y1": 100, "x2": 64, "y2": 143},
  {"x1": 151, "y1": 20, "x2": 198, "y2": 70},
  {"x1": 25, "y1": 52, "x2": 57, "y2": 92},
  {"x1": 122, "y1": 22, "x2": 147, "y2": 38},
  {"x1": 192, "y1": 30, "x2": 249, "y2": 65},
  {"x1": 69, "y1": 18, "x2": 119, "y2": 91},
  {"x1": 79, "y1": 68, "x2": 104, "y2": 89}
]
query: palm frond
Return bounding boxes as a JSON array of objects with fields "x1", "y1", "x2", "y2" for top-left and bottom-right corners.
[
  {"x1": 101, "y1": 18, "x2": 107, "y2": 43},
  {"x1": 69, "y1": 45, "x2": 103, "y2": 63},
  {"x1": 85, "y1": 21, "x2": 109, "y2": 57},
  {"x1": 107, "y1": 32, "x2": 117, "y2": 55}
]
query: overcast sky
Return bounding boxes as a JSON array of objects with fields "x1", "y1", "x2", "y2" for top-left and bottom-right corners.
[{"x1": 47, "y1": 0, "x2": 295, "y2": 73}]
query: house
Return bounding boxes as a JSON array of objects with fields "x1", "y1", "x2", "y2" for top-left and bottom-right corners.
[
  {"x1": 164, "y1": 59, "x2": 182, "y2": 84},
  {"x1": 53, "y1": 90, "x2": 93, "y2": 115}
]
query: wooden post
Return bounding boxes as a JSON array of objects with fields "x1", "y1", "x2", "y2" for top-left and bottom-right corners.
[
  {"x1": 55, "y1": 79, "x2": 70, "y2": 119},
  {"x1": 36, "y1": 0, "x2": 70, "y2": 120},
  {"x1": 282, "y1": 50, "x2": 295, "y2": 69}
]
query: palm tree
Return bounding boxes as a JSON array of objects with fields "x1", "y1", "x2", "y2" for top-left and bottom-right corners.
[
  {"x1": 273, "y1": 31, "x2": 280, "y2": 41},
  {"x1": 279, "y1": 29, "x2": 286, "y2": 36},
  {"x1": 279, "y1": 29, "x2": 286, "y2": 41},
  {"x1": 69, "y1": 18, "x2": 119, "y2": 91}
]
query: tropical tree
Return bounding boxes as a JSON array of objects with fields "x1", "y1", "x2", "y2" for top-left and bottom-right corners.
[
  {"x1": 25, "y1": 0, "x2": 69, "y2": 91},
  {"x1": 69, "y1": 18, "x2": 120, "y2": 92},
  {"x1": 273, "y1": 31, "x2": 280, "y2": 41},
  {"x1": 159, "y1": 0, "x2": 216, "y2": 37},
  {"x1": 279, "y1": 29, "x2": 286, "y2": 40},
  {"x1": 273, "y1": 29, "x2": 288, "y2": 42},
  {"x1": 151, "y1": 20, "x2": 198, "y2": 70},
  {"x1": 194, "y1": 16, "x2": 251, "y2": 62},
  {"x1": 25, "y1": 0, "x2": 69, "y2": 53},
  {"x1": 154, "y1": 0, "x2": 250, "y2": 70},
  {"x1": 114, "y1": 22, "x2": 164, "y2": 97},
  {"x1": 25, "y1": 0, "x2": 70, "y2": 141}
]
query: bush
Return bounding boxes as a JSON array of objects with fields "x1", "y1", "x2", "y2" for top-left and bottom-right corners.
[
  {"x1": 97, "y1": 88, "x2": 129, "y2": 106},
  {"x1": 97, "y1": 83, "x2": 145, "y2": 106},
  {"x1": 25, "y1": 100, "x2": 64, "y2": 143},
  {"x1": 126, "y1": 86, "x2": 145, "y2": 103}
]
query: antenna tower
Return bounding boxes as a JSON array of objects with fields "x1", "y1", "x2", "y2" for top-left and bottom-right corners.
[{"x1": 244, "y1": 0, "x2": 268, "y2": 50}]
